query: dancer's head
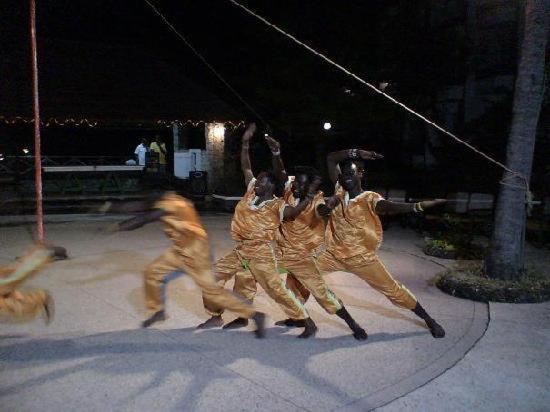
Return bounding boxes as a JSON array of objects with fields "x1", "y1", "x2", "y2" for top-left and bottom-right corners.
[
  {"x1": 338, "y1": 159, "x2": 365, "y2": 192},
  {"x1": 292, "y1": 166, "x2": 321, "y2": 199},
  {"x1": 254, "y1": 171, "x2": 279, "y2": 197}
]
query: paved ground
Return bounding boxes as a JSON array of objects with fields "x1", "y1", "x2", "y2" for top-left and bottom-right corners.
[{"x1": 0, "y1": 214, "x2": 548, "y2": 411}]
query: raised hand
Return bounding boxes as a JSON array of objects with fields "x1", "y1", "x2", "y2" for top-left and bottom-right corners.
[
  {"x1": 264, "y1": 135, "x2": 281, "y2": 153},
  {"x1": 243, "y1": 123, "x2": 257, "y2": 143}
]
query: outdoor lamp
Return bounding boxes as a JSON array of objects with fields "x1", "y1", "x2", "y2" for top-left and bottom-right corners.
[{"x1": 213, "y1": 124, "x2": 225, "y2": 139}]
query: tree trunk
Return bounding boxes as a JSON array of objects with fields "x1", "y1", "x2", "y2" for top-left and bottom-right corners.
[{"x1": 486, "y1": 0, "x2": 548, "y2": 280}]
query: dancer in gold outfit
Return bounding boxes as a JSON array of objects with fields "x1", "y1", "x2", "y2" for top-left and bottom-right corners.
[
  {"x1": 107, "y1": 192, "x2": 265, "y2": 337},
  {"x1": 226, "y1": 136, "x2": 381, "y2": 339},
  {"x1": 290, "y1": 150, "x2": 446, "y2": 338},
  {"x1": 197, "y1": 123, "x2": 319, "y2": 338},
  {"x1": 0, "y1": 245, "x2": 57, "y2": 324}
]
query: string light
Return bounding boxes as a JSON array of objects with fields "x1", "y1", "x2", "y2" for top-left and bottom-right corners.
[
  {"x1": 156, "y1": 119, "x2": 245, "y2": 129},
  {"x1": 0, "y1": 116, "x2": 244, "y2": 129},
  {"x1": 0, "y1": 116, "x2": 98, "y2": 127}
]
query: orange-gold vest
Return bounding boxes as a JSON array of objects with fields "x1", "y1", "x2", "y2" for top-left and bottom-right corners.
[
  {"x1": 325, "y1": 189, "x2": 383, "y2": 261},
  {"x1": 277, "y1": 178, "x2": 325, "y2": 261},
  {"x1": 231, "y1": 178, "x2": 286, "y2": 259}
]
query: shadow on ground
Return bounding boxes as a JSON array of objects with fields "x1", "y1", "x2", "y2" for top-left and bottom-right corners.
[{"x1": 0, "y1": 327, "x2": 426, "y2": 410}]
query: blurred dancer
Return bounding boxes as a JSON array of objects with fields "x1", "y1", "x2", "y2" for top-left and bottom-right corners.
[{"x1": 105, "y1": 192, "x2": 266, "y2": 337}]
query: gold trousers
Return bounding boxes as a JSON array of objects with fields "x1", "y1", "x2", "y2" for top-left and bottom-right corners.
[
  {"x1": 235, "y1": 256, "x2": 343, "y2": 314},
  {"x1": 0, "y1": 290, "x2": 47, "y2": 321},
  {"x1": 0, "y1": 246, "x2": 50, "y2": 322},
  {"x1": 145, "y1": 247, "x2": 255, "y2": 319},
  {"x1": 204, "y1": 250, "x2": 308, "y2": 320},
  {"x1": 289, "y1": 251, "x2": 418, "y2": 310}
]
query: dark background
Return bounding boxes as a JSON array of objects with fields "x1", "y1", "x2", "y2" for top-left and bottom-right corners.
[{"x1": 1, "y1": 0, "x2": 548, "y2": 196}]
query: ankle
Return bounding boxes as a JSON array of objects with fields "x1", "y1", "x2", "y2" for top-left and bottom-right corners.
[{"x1": 412, "y1": 302, "x2": 431, "y2": 321}]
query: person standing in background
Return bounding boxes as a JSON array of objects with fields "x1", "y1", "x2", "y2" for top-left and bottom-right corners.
[
  {"x1": 134, "y1": 138, "x2": 148, "y2": 167},
  {"x1": 150, "y1": 135, "x2": 167, "y2": 173}
]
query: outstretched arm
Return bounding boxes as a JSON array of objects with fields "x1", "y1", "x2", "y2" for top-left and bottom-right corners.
[
  {"x1": 265, "y1": 135, "x2": 288, "y2": 182},
  {"x1": 375, "y1": 199, "x2": 446, "y2": 215},
  {"x1": 112, "y1": 209, "x2": 166, "y2": 231},
  {"x1": 326, "y1": 149, "x2": 384, "y2": 183},
  {"x1": 241, "y1": 123, "x2": 256, "y2": 186},
  {"x1": 96, "y1": 200, "x2": 150, "y2": 214}
]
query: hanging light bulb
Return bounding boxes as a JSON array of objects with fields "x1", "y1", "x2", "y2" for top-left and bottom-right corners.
[{"x1": 323, "y1": 122, "x2": 332, "y2": 130}]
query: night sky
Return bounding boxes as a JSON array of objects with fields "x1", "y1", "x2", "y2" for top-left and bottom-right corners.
[
  {"x1": 1, "y1": 1, "x2": 547, "y2": 195},
  {"x1": 3, "y1": 1, "x2": 414, "y2": 122}
]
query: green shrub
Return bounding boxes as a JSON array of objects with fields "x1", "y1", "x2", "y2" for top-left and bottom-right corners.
[
  {"x1": 435, "y1": 262, "x2": 550, "y2": 303},
  {"x1": 424, "y1": 237, "x2": 484, "y2": 260}
]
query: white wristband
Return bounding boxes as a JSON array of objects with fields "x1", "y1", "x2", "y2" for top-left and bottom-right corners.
[{"x1": 271, "y1": 150, "x2": 281, "y2": 156}]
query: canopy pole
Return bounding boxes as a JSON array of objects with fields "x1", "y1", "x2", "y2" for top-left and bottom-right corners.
[{"x1": 30, "y1": 0, "x2": 44, "y2": 242}]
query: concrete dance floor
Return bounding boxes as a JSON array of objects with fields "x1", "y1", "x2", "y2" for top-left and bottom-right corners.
[{"x1": 1, "y1": 215, "x2": 547, "y2": 411}]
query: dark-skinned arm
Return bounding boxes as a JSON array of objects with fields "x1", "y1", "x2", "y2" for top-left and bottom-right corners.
[
  {"x1": 316, "y1": 195, "x2": 340, "y2": 217},
  {"x1": 97, "y1": 200, "x2": 150, "y2": 214},
  {"x1": 283, "y1": 194, "x2": 314, "y2": 220},
  {"x1": 326, "y1": 149, "x2": 384, "y2": 183},
  {"x1": 241, "y1": 123, "x2": 256, "y2": 187},
  {"x1": 283, "y1": 176, "x2": 322, "y2": 220},
  {"x1": 111, "y1": 209, "x2": 166, "y2": 231},
  {"x1": 375, "y1": 199, "x2": 446, "y2": 215},
  {"x1": 265, "y1": 135, "x2": 288, "y2": 182}
]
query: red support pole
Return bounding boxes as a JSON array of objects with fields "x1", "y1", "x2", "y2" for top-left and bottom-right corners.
[{"x1": 29, "y1": 0, "x2": 44, "y2": 242}]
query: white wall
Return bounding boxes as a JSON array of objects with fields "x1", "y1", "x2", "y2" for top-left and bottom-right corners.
[{"x1": 174, "y1": 149, "x2": 209, "y2": 179}]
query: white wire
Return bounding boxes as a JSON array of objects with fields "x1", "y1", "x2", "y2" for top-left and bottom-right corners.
[
  {"x1": 143, "y1": 0, "x2": 266, "y2": 123},
  {"x1": 227, "y1": 0, "x2": 529, "y2": 193}
]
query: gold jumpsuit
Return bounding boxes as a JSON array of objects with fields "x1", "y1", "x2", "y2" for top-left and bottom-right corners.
[
  {"x1": 203, "y1": 178, "x2": 309, "y2": 320},
  {"x1": 235, "y1": 177, "x2": 342, "y2": 313},
  {"x1": 144, "y1": 193, "x2": 255, "y2": 319},
  {"x1": 313, "y1": 187, "x2": 417, "y2": 310},
  {"x1": 0, "y1": 246, "x2": 51, "y2": 322}
]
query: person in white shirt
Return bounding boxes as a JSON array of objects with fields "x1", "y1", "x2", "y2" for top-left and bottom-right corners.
[{"x1": 134, "y1": 138, "x2": 148, "y2": 166}]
